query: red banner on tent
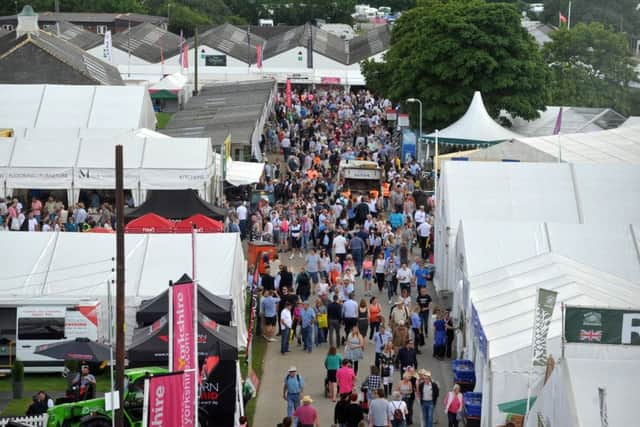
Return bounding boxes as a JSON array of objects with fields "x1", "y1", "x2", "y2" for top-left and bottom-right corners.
[
  {"x1": 285, "y1": 79, "x2": 292, "y2": 110},
  {"x1": 147, "y1": 372, "x2": 185, "y2": 427},
  {"x1": 256, "y1": 45, "x2": 262, "y2": 68},
  {"x1": 125, "y1": 213, "x2": 174, "y2": 233},
  {"x1": 172, "y1": 281, "x2": 196, "y2": 425},
  {"x1": 174, "y1": 214, "x2": 224, "y2": 233}
]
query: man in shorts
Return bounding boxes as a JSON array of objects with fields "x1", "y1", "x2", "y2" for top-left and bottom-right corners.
[{"x1": 261, "y1": 290, "x2": 280, "y2": 341}]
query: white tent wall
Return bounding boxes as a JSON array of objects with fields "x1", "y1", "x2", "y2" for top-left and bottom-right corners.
[
  {"x1": 0, "y1": 85, "x2": 156, "y2": 130},
  {"x1": 0, "y1": 132, "x2": 216, "y2": 204},
  {"x1": 225, "y1": 160, "x2": 265, "y2": 186},
  {"x1": 0, "y1": 232, "x2": 247, "y2": 348},
  {"x1": 526, "y1": 358, "x2": 640, "y2": 427}
]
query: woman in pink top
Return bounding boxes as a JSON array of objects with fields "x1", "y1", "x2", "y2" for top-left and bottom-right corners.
[
  {"x1": 335, "y1": 359, "x2": 356, "y2": 398},
  {"x1": 362, "y1": 255, "x2": 373, "y2": 295},
  {"x1": 444, "y1": 384, "x2": 463, "y2": 427}
]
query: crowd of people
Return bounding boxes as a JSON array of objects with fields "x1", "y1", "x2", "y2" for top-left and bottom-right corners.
[
  {"x1": 0, "y1": 193, "x2": 117, "y2": 232},
  {"x1": 248, "y1": 87, "x2": 464, "y2": 427}
]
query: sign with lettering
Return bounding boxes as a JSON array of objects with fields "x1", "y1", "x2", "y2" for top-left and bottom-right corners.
[
  {"x1": 146, "y1": 372, "x2": 185, "y2": 427},
  {"x1": 565, "y1": 306, "x2": 640, "y2": 345},
  {"x1": 343, "y1": 168, "x2": 381, "y2": 180}
]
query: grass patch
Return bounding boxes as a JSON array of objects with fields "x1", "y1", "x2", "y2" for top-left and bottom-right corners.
[
  {"x1": 242, "y1": 335, "x2": 267, "y2": 425},
  {"x1": 156, "y1": 112, "x2": 173, "y2": 129},
  {"x1": 0, "y1": 397, "x2": 32, "y2": 417},
  {"x1": 0, "y1": 371, "x2": 112, "y2": 393}
]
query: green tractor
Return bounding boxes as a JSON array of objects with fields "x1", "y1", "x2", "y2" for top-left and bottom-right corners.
[{"x1": 47, "y1": 367, "x2": 166, "y2": 427}]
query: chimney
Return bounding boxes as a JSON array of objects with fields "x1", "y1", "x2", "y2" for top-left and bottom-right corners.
[{"x1": 16, "y1": 5, "x2": 39, "y2": 38}]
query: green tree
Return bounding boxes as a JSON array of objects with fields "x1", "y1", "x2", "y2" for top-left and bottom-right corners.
[
  {"x1": 543, "y1": 22, "x2": 638, "y2": 114},
  {"x1": 363, "y1": 0, "x2": 549, "y2": 130},
  {"x1": 162, "y1": 2, "x2": 211, "y2": 35}
]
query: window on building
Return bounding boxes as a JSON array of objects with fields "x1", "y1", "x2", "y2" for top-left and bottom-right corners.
[
  {"x1": 96, "y1": 25, "x2": 107, "y2": 35},
  {"x1": 2, "y1": 24, "x2": 14, "y2": 31}
]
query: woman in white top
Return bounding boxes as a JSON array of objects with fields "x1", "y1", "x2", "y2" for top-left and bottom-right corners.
[
  {"x1": 374, "y1": 252, "x2": 386, "y2": 293},
  {"x1": 388, "y1": 390, "x2": 408, "y2": 426},
  {"x1": 396, "y1": 263, "x2": 413, "y2": 296}
]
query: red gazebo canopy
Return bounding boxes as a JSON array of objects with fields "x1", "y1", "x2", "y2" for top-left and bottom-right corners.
[
  {"x1": 125, "y1": 213, "x2": 175, "y2": 233},
  {"x1": 174, "y1": 214, "x2": 224, "y2": 233},
  {"x1": 87, "y1": 227, "x2": 114, "y2": 233}
]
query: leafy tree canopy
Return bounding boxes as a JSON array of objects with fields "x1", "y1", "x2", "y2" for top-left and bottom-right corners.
[
  {"x1": 543, "y1": 22, "x2": 638, "y2": 115},
  {"x1": 363, "y1": 0, "x2": 549, "y2": 130}
]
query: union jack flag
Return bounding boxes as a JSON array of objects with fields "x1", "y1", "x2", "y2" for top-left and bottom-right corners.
[{"x1": 580, "y1": 329, "x2": 602, "y2": 342}]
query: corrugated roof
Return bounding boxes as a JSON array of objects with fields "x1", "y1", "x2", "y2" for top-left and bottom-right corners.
[
  {"x1": 0, "y1": 31, "x2": 123, "y2": 85},
  {"x1": 112, "y1": 22, "x2": 181, "y2": 64},
  {"x1": 50, "y1": 21, "x2": 103, "y2": 50},
  {"x1": 197, "y1": 23, "x2": 265, "y2": 64},
  {"x1": 248, "y1": 25, "x2": 297, "y2": 40},
  {"x1": 162, "y1": 80, "x2": 274, "y2": 145},
  {"x1": 348, "y1": 24, "x2": 389, "y2": 64}
]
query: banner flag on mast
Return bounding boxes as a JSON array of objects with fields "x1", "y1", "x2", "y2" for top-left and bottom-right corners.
[
  {"x1": 144, "y1": 372, "x2": 185, "y2": 427},
  {"x1": 103, "y1": 30, "x2": 113, "y2": 64},
  {"x1": 532, "y1": 288, "x2": 558, "y2": 366},
  {"x1": 171, "y1": 281, "x2": 197, "y2": 425},
  {"x1": 553, "y1": 107, "x2": 563, "y2": 135}
]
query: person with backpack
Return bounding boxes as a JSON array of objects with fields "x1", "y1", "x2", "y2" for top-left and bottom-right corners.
[
  {"x1": 283, "y1": 366, "x2": 304, "y2": 417},
  {"x1": 388, "y1": 391, "x2": 408, "y2": 427}
]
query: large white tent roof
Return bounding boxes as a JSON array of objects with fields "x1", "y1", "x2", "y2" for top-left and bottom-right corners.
[
  {"x1": 440, "y1": 161, "x2": 640, "y2": 227},
  {"x1": 0, "y1": 232, "x2": 247, "y2": 347},
  {"x1": 225, "y1": 159, "x2": 265, "y2": 186},
  {"x1": 426, "y1": 91, "x2": 521, "y2": 145},
  {"x1": 471, "y1": 253, "x2": 640, "y2": 362},
  {"x1": 458, "y1": 220, "x2": 640, "y2": 283},
  {"x1": 465, "y1": 125, "x2": 640, "y2": 163},
  {"x1": 0, "y1": 84, "x2": 156, "y2": 130}
]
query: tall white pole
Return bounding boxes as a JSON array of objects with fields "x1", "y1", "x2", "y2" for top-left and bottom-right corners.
[
  {"x1": 108, "y1": 279, "x2": 115, "y2": 427},
  {"x1": 568, "y1": 1, "x2": 572, "y2": 29},
  {"x1": 417, "y1": 99, "x2": 423, "y2": 165},
  {"x1": 168, "y1": 281, "x2": 174, "y2": 369},
  {"x1": 434, "y1": 129, "x2": 439, "y2": 200}
]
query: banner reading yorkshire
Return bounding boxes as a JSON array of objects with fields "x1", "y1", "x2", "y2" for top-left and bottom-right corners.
[{"x1": 565, "y1": 306, "x2": 640, "y2": 345}]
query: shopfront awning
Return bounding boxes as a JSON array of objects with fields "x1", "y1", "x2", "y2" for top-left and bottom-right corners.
[{"x1": 497, "y1": 396, "x2": 537, "y2": 415}]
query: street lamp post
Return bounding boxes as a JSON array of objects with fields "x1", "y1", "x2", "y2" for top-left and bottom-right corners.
[{"x1": 407, "y1": 98, "x2": 423, "y2": 164}]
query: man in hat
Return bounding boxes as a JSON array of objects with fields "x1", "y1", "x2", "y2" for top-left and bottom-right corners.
[
  {"x1": 292, "y1": 395, "x2": 319, "y2": 427},
  {"x1": 283, "y1": 366, "x2": 304, "y2": 417},
  {"x1": 417, "y1": 369, "x2": 439, "y2": 427}
]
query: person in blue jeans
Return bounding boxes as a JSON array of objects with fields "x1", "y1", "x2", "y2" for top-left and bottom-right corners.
[
  {"x1": 283, "y1": 367, "x2": 304, "y2": 417},
  {"x1": 300, "y1": 300, "x2": 316, "y2": 353},
  {"x1": 417, "y1": 370, "x2": 439, "y2": 427}
]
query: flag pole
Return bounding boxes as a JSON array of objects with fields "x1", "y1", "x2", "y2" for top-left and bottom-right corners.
[
  {"x1": 192, "y1": 225, "x2": 199, "y2": 427},
  {"x1": 568, "y1": 1, "x2": 572, "y2": 29},
  {"x1": 168, "y1": 280, "x2": 174, "y2": 369}
]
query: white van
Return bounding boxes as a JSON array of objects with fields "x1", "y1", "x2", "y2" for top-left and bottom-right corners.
[{"x1": 16, "y1": 303, "x2": 101, "y2": 372}]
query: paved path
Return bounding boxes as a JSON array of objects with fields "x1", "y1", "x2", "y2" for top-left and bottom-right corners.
[{"x1": 254, "y1": 253, "x2": 455, "y2": 426}]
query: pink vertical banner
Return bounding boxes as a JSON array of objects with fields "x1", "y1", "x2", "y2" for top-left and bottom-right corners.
[
  {"x1": 256, "y1": 44, "x2": 263, "y2": 68},
  {"x1": 172, "y1": 281, "x2": 196, "y2": 425},
  {"x1": 147, "y1": 372, "x2": 185, "y2": 427},
  {"x1": 286, "y1": 79, "x2": 292, "y2": 110}
]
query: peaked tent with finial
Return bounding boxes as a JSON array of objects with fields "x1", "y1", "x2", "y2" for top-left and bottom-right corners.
[{"x1": 425, "y1": 91, "x2": 522, "y2": 147}]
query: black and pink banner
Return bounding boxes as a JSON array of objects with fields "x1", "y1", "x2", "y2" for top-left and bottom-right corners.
[{"x1": 172, "y1": 281, "x2": 197, "y2": 425}]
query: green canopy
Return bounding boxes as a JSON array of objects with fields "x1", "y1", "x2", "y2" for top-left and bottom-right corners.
[
  {"x1": 149, "y1": 90, "x2": 178, "y2": 100},
  {"x1": 497, "y1": 396, "x2": 537, "y2": 415}
]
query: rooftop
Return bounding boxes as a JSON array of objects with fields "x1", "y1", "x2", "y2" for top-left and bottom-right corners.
[
  {"x1": 50, "y1": 21, "x2": 103, "y2": 50},
  {"x1": 197, "y1": 23, "x2": 266, "y2": 64},
  {"x1": 162, "y1": 80, "x2": 275, "y2": 146},
  {"x1": 0, "y1": 11, "x2": 167, "y2": 25},
  {"x1": 0, "y1": 30, "x2": 123, "y2": 85},
  {"x1": 112, "y1": 22, "x2": 181, "y2": 63}
]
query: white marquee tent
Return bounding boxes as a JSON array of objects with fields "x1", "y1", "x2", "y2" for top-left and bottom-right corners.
[
  {"x1": 0, "y1": 130, "x2": 218, "y2": 203},
  {"x1": 464, "y1": 253, "x2": 640, "y2": 426},
  {"x1": 425, "y1": 92, "x2": 521, "y2": 146},
  {"x1": 526, "y1": 358, "x2": 640, "y2": 427},
  {"x1": 225, "y1": 159, "x2": 265, "y2": 186},
  {"x1": 0, "y1": 84, "x2": 156, "y2": 130},
  {"x1": 464, "y1": 125, "x2": 640, "y2": 163},
  {"x1": 0, "y1": 232, "x2": 247, "y2": 348},
  {"x1": 434, "y1": 162, "x2": 640, "y2": 295}
]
